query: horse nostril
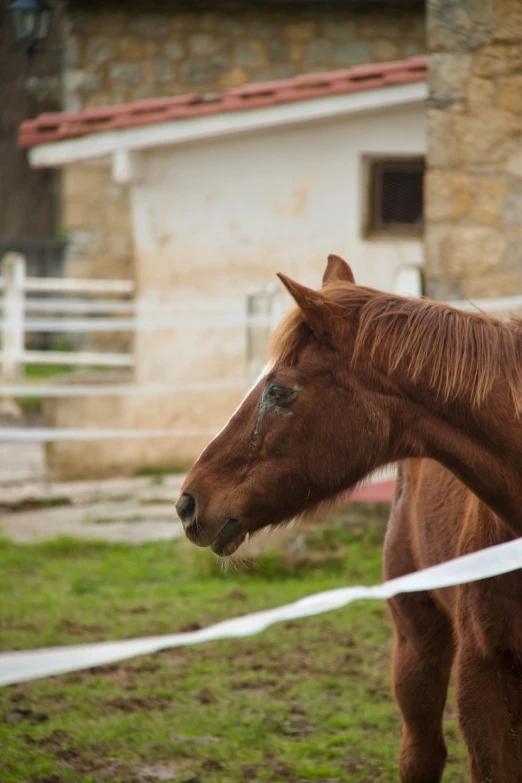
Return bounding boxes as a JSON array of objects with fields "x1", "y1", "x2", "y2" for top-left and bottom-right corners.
[{"x1": 176, "y1": 493, "x2": 196, "y2": 526}]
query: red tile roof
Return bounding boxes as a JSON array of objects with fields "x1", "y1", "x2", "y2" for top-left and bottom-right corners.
[{"x1": 18, "y1": 56, "x2": 427, "y2": 150}]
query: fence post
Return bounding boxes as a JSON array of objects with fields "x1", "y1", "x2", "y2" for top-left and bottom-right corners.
[
  {"x1": 1, "y1": 252, "x2": 25, "y2": 416},
  {"x1": 246, "y1": 285, "x2": 277, "y2": 386},
  {"x1": 392, "y1": 264, "x2": 424, "y2": 297},
  {"x1": 270, "y1": 288, "x2": 285, "y2": 332}
]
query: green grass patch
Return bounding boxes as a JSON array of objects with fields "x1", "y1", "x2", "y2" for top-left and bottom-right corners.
[
  {"x1": 17, "y1": 364, "x2": 129, "y2": 415},
  {"x1": 25, "y1": 365, "x2": 75, "y2": 380},
  {"x1": 133, "y1": 464, "x2": 187, "y2": 478},
  {"x1": 0, "y1": 518, "x2": 469, "y2": 783},
  {"x1": 18, "y1": 365, "x2": 74, "y2": 416},
  {"x1": 19, "y1": 396, "x2": 44, "y2": 416}
]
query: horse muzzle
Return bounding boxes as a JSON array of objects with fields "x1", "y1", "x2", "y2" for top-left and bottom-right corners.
[{"x1": 175, "y1": 493, "x2": 244, "y2": 556}]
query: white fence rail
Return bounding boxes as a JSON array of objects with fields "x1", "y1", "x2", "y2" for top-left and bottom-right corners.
[
  {"x1": 1, "y1": 251, "x2": 521, "y2": 443},
  {"x1": 0, "y1": 252, "x2": 136, "y2": 386},
  {"x1": 0, "y1": 270, "x2": 134, "y2": 295},
  {"x1": 0, "y1": 252, "x2": 283, "y2": 415}
]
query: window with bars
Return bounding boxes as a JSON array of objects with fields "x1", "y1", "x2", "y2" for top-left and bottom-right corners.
[{"x1": 365, "y1": 157, "x2": 425, "y2": 237}]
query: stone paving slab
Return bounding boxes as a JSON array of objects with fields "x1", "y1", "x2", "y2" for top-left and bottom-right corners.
[
  {"x1": 0, "y1": 501, "x2": 184, "y2": 544},
  {"x1": 0, "y1": 452, "x2": 395, "y2": 545},
  {"x1": 0, "y1": 474, "x2": 185, "y2": 508}
]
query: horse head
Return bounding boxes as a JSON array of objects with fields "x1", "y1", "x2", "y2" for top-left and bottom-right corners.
[{"x1": 176, "y1": 255, "x2": 396, "y2": 556}]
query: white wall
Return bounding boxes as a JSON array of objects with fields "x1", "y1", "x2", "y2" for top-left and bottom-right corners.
[
  {"x1": 130, "y1": 102, "x2": 425, "y2": 390},
  {"x1": 131, "y1": 101, "x2": 425, "y2": 299}
]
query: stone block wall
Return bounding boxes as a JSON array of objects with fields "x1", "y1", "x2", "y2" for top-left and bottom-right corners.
[
  {"x1": 43, "y1": 385, "x2": 244, "y2": 478},
  {"x1": 63, "y1": 165, "x2": 132, "y2": 280},
  {"x1": 63, "y1": 0, "x2": 425, "y2": 281},
  {"x1": 425, "y1": 0, "x2": 522, "y2": 300},
  {"x1": 65, "y1": 3, "x2": 425, "y2": 110}
]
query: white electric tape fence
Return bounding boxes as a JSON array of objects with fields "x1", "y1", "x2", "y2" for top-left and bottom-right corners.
[{"x1": 2, "y1": 535, "x2": 522, "y2": 688}]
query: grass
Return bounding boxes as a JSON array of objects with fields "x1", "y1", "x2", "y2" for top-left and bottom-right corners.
[
  {"x1": 0, "y1": 514, "x2": 469, "y2": 783},
  {"x1": 24, "y1": 365, "x2": 77, "y2": 380},
  {"x1": 17, "y1": 365, "x2": 73, "y2": 416},
  {"x1": 17, "y1": 364, "x2": 118, "y2": 416},
  {"x1": 133, "y1": 465, "x2": 187, "y2": 478}
]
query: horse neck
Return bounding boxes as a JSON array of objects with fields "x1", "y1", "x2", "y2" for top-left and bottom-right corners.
[
  {"x1": 393, "y1": 390, "x2": 522, "y2": 533},
  {"x1": 358, "y1": 324, "x2": 522, "y2": 535}
]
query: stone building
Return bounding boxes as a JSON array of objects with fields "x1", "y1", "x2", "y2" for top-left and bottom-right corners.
[
  {"x1": 425, "y1": 0, "x2": 522, "y2": 300},
  {"x1": 58, "y1": 0, "x2": 426, "y2": 282},
  {"x1": 17, "y1": 0, "x2": 429, "y2": 478},
  {"x1": 13, "y1": 0, "x2": 522, "y2": 481},
  {"x1": 21, "y1": 54, "x2": 427, "y2": 477}
]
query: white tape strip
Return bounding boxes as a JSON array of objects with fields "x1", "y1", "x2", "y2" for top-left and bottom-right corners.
[{"x1": 1, "y1": 536, "x2": 521, "y2": 687}]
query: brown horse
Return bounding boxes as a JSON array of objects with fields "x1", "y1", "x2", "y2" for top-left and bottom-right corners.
[{"x1": 176, "y1": 256, "x2": 522, "y2": 782}]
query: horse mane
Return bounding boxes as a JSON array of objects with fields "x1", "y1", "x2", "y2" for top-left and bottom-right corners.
[{"x1": 270, "y1": 283, "x2": 522, "y2": 410}]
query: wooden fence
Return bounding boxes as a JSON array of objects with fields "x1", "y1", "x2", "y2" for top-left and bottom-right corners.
[
  {"x1": 0, "y1": 252, "x2": 283, "y2": 422},
  {"x1": 0, "y1": 250, "x2": 520, "y2": 442}
]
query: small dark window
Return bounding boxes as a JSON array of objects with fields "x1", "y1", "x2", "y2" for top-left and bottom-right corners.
[{"x1": 366, "y1": 157, "x2": 425, "y2": 237}]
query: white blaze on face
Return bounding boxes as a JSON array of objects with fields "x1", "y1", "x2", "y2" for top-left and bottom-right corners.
[{"x1": 194, "y1": 360, "x2": 275, "y2": 464}]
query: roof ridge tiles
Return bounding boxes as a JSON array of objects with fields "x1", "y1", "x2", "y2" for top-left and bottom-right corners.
[{"x1": 18, "y1": 56, "x2": 428, "y2": 150}]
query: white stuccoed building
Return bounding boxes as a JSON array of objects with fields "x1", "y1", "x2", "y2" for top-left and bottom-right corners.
[{"x1": 20, "y1": 57, "x2": 427, "y2": 476}]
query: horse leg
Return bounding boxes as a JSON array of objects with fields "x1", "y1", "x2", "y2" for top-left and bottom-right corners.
[
  {"x1": 388, "y1": 592, "x2": 454, "y2": 783},
  {"x1": 456, "y1": 640, "x2": 522, "y2": 782}
]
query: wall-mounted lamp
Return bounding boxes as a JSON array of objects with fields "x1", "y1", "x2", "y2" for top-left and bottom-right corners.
[{"x1": 8, "y1": 0, "x2": 53, "y2": 56}]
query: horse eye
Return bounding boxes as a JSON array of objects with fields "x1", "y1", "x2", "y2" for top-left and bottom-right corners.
[{"x1": 267, "y1": 386, "x2": 296, "y2": 404}]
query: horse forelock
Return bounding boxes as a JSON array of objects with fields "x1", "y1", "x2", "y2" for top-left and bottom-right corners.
[
  {"x1": 269, "y1": 308, "x2": 313, "y2": 366},
  {"x1": 270, "y1": 282, "x2": 522, "y2": 411}
]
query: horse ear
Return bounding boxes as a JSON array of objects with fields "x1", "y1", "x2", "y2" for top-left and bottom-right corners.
[
  {"x1": 277, "y1": 273, "x2": 332, "y2": 338},
  {"x1": 323, "y1": 254, "x2": 355, "y2": 285}
]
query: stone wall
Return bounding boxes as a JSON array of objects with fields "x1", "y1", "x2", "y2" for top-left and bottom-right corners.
[
  {"x1": 425, "y1": 0, "x2": 522, "y2": 300},
  {"x1": 62, "y1": 166, "x2": 133, "y2": 280},
  {"x1": 65, "y1": 2, "x2": 425, "y2": 110},
  {"x1": 43, "y1": 385, "x2": 244, "y2": 478},
  {"x1": 63, "y1": 1, "x2": 425, "y2": 281}
]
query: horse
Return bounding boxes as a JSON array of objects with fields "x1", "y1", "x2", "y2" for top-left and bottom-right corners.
[{"x1": 176, "y1": 255, "x2": 522, "y2": 782}]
